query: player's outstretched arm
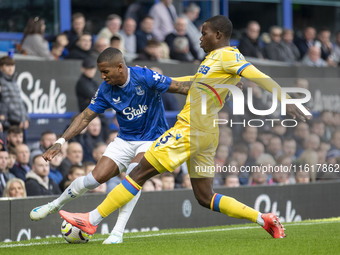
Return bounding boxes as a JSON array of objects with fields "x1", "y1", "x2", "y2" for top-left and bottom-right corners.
[
  {"x1": 42, "y1": 108, "x2": 98, "y2": 161},
  {"x1": 240, "y1": 65, "x2": 311, "y2": 122},
  {"x1": 167, "y1": 76, "x2": 193, "y2": 95}
]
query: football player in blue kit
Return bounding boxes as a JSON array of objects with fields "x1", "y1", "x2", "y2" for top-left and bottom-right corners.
[{"x1": 30, "y1": 47, "x2": 191, "y2": 244}]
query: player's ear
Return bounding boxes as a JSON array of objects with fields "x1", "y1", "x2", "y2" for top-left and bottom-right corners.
[{"x1": 216, "y1": 31, "x2": 223, "y2": 40}]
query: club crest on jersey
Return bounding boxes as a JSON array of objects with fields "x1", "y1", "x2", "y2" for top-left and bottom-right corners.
[{"x1": 135, "y1": 86, "x2": 145, "y2": 96}]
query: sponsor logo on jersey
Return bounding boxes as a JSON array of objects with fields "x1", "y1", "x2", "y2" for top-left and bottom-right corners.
[
  {"x1": 135, "y1": 86, "x2": 145, "y2": 96},
  {"x1": 122, "y1": 104, "x2": 148, "y2": 120},
  {"x1": 113, "y1": 97, "x2": 121, "y2": 104}
]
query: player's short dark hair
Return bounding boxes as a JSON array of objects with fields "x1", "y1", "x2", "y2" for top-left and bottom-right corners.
[
  {"x1": 205, "y1": 15, "x2": 233, "y2": 39},
  {"x1": 97, "y1": 47, "x2": 124, "y2": 64}
]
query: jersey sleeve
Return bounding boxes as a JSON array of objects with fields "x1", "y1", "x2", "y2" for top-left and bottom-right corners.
[
  {"x1": 87, "y1": 83, "x2": 110, "y2": 113},
  {"x1": 144, "y1": 68, "x2": 172, "y2": 94},
  {"x1": 221, "y1": 50, "x2": 252, "y2": 76}
]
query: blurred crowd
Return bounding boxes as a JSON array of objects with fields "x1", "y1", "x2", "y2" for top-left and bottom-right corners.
[
  {"x1": 0, "y1": 0, "x2": 340, "y2": 199},
  {"x1": 7, "y1": 0, "x2": 340, "y2": 67}
]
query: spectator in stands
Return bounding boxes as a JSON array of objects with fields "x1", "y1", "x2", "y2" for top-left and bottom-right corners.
[
  {"x1": 249, "y1": 168, "x2": 271, "y2": 186},
  {"x1": 181, "y1": 173, "x2": 192, "y2": 189},
  {"x1": 5, "y1": 126, "x2": 24, "y2": 151},
  {"x1": 239, "y1": 126, "x2": 258, "y2": 146},
  {"x1": 165, "y1": 17, "x2": 199, "y2": 62},
  {"x1": 294, "y1": 122, "x2": 310, "y2": 157},
  {"x1": 49, "y1": 152, "x2": 63, "y2": 185},
  {"x1": 30, "y1": 131, "x2": 57, "y2": 161},
  {"x1": 266, "y1": 135, "x2": 282, "y2": 159},
  {"x1": 25, "y1": 155, "x2": 61, "y2": 196},
  {"x1": 219, "y1": 127, "x2": 233, "y2": 148},
  {"x1": 149, "y1": 0, "x2": 178, "y2": 42},
  {"x1": 282, "y1": 138, "x2": 297, "y2": 160},
  {"x1": 224, "y1": 174, "x2": 240, "y2": 188},
  {"x1": 271, "y1": 169, "x2": 290, "y2": 185},
  {"x1": 302, "y1": 46, "x2": 328, "y2": 67},
  {"x1": 7, "y1": 147, "x2": 16, "y2": 171},
  {"x1": 110, "y1": 35, "x2": 123, "y2": 51},
  {"x1": 326, "y1": 129, "x2": 340, "y2": 162},
  {"x1": 106, "y1": 130, "x2": 119, "y2": 144},
  {"x1": 328, "y1": 31, "x2": 340, "y2": 66},
  {"x1": 64, "y1": 13, "x2": 86, "y2": 50},
  {"x1": 54, "y1": 33, "x2": 69, "y2": 57},
  {"x1": 66, "y1": 32, "x2": 93, "y2": 60},
  {"x1": 298, "y1": 149, "x2": 318, "y2": 182},
  {"x1": 237, "y1": 21, "x2": 263, "y2": 58},
  {"x1": 215, "y1": 144, "x2": 229, "y2": 167},
  {"x1": 161, "y1": 172, "x2": 175, "y2": 190},
  {"x1": 135, "y1": 39, "x2": 164, "y2": 61},
  {"x1": 75, "y1": 57, "x2": 99, "y2": 112},
  {"x1": 0, "y1": 57, "x2": 29, "y2": 132},
  {"x1": 303, "y1": 133, "x2": 320, "y2": 151},
  {"x1": 119, "y1": 18, "x2": 137, "y2": 54},
  {"x1": 91, "y1": 37, "x2": 110, "y2": 60},
  {"x1": 92, "y1": 142, "x2": 107, "y2": 163},
  {"x1": 10, "y1": 143, "x2": 31, "y2": 181},
  {"x1": 248, "y1": 141, "x2": 265, "y2": 163},
  {"x1": 258, "y1": 130, "x2": 273, "y2": 147},
  {"x1": 281, "y1": 28, "x2": 300, "y2": 63},
  {"x1": 272, "y1": 122, "x2": 287, "y2": 140},
  {"x1": 62, "y1": 165, "x2": 86, "y2": 191},
  {"x1": 315, "y1": 28, "x2": 333, "y2": 61},
  {"x1": 263, "y1": 26, "x2": 286, "y2": 61},
  {"x1": 295, "y1": 170, "x2": 310, "y2": 184},
  {"x1": 143, "y1": 179, "x2": 156, "y2": 191},
  {"x1": 320, "y1": 110, "x2": 334, "y2": 141},
  {"x1": 51, "y1": 42, "x2": 65, "y2": 60},
  {"x1": 0, "y1": 149, "x2": 10, "y2": 196},
  {"x1": 21, "y1": 17, "x2": 54, "y2": 60},
  {"x1": 124, "y1": 0, "x2": 149, "y2": 24},
  {"x1": 81, "y1": 117, "x2": 105, "y2": 162},
  {"x1": 181, "y1": 3, "x2": 205, "y2": 60},
  {"x1": 311, "y1": 119, "x2": 326, "y2": 140},
  {"x1": 59, "y1": 142, "x2": 83, "y2": 178},
  {"x1": 294, "y1": 26, "x2": 316, "y2": 59},
  {"x1": 136, "y1": 16, "x2": 155, "y2": 53},
  {"x1": 97, "y1": 14, "x2": 124, "y2": 50},
  {"x1": 3, "y1": 178, "x2": 27, "y2": 198},
  {"x1": 84, "y1": 162, "x2": 106, "y2": 193}
]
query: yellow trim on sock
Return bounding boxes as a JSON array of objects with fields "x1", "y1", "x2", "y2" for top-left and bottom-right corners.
[{"x1": 125, "y1": 175, "x2": 142, "y2": 190}]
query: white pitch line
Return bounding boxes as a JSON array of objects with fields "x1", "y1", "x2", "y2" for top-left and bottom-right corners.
[{"x1": 1, "y1": 220, "x2": 339, "y2": 248}]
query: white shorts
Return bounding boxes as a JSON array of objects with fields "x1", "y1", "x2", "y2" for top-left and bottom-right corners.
[{"x1": 102, "y1": 137, "x2": 153, "y2": 173}]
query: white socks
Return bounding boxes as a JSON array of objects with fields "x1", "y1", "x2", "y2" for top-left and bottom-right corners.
[
  {"x1": 89, "y1": 162, "x2": 140, "y2": 231},
  {"x1": 53, "y1": 172, "x2": 100, "y2": 208},
  {"x1": 257, "y1": 213, "x2": 264, "y2": 226}
]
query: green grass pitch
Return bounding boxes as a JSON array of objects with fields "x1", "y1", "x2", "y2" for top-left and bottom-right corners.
[{"x1": 1, "y1": 218, "x2": 340, "y2": 255}]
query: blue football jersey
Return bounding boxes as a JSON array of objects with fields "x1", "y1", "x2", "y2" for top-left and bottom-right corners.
[{"x1": 88, "y1": 66, "x2": 172, "y2": 141}]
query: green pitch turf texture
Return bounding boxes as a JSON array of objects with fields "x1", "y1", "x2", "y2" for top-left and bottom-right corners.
[{"x1": 1, "y1": 218, "x2": 339, "y2": 255}]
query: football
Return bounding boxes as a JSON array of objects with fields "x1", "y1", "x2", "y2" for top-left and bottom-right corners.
[{"x1": 61, "y1": 220, "x2": 92, "y2": 243}]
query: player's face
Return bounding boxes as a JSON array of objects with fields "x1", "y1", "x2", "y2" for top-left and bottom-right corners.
[
  {"x1": 98, "y1": 61, "x2": 122, "y2": 85},
  {"x1": 200, "y1": 22, "x2": 217, "y2": 53}
]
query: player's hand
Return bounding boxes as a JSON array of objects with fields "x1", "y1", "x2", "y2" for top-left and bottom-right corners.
[
  {"x1": 42, "y1": 143, "x2": 62, "y2": 161},
  {"x1": 286, "y1": 104, "x2": 312, "y2": 122}
]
